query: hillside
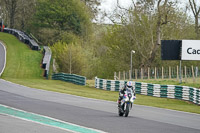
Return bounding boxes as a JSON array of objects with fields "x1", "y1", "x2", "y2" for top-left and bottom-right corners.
[{"x1": 0, "y1": 33, "x2": 43, "y2": 79}]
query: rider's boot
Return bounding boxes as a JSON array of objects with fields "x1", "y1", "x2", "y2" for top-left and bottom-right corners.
[{"x1": 118, "y1": 100, "x2": 121, "y2": 108}]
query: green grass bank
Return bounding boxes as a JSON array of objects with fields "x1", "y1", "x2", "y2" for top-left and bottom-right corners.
[{"x1": 0, "y1": 33, "x2": 43, "y2": 79}]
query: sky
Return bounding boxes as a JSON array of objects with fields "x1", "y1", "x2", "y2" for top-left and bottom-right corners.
[
  {"x1": 96, "y1": 0, "x2": 133, "y2": 24},
  {"x1": 100, "y1": 0, "x2": 132, "y2": 13},
  {"x1": 96, "y1": 0, "x2": 196, "y2": 24}
]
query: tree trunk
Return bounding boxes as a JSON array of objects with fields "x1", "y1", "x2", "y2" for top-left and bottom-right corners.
[
  {"x1": 146, "y1": 0, "x2": 167, "y2": 66},
  {"x1": 10, "y1": 8, "x2": 15, "y2": 28},
  {"x1": 189, "y1": 0, "x2": 200, "y2": 39},
  {"x1": 4, "y1": 0, "x2": 17, "y2": 28},
  {"x1": 195, "y1": 15, "x2": 199, "y2": 39},
  {"x1": 147, "y1": 14, "x2": 161, "y2": 66}
]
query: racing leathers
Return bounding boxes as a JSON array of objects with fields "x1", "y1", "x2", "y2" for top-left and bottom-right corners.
[{"x1": 118, "y1": 85, "x2": 136, "y2": 107}]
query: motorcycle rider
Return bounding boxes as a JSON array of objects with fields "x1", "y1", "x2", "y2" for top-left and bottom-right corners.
[{"x1": 118, "y1": 81, "x2": 136, "y2": 107}]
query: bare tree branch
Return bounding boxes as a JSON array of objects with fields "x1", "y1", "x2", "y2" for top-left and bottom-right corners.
[
  {"x1": 188, "y1": 0, "x2": 200, "y2": 38},
  {"x1": 193, "y1": 0, "x2": 198, "y2": 13},
  {"x1": 189, "y1": 0, "x2": 197, "y2": 16},
  {"x1": 117, "y1": 0, "x2": 130, "y2": 12},
  {"x1": 131, "y1": 0, "x2": 136, "y2": 8}
]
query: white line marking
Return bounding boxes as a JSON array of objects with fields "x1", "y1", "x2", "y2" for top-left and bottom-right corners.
[
  {"x1": 1, "y1": 113, "x2": 77, "y2": 133},
  {"x1": 0, "y1": 104, "x2": 107, "y2": 133},
  {"x1": 0, "y1": 41, "x2": 6, "y2": 77}
]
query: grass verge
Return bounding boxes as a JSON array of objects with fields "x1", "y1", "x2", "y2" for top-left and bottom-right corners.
[
  {"x1": 0, "y1": 33, "x2": 43, "y2": 79},
  {"x1": 135, "y1": 79, "x2": 200, "y2": 88}
]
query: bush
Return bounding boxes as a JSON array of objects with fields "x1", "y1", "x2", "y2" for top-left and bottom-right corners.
[{"x1": 51, "y1": 41, "x2": 86, "y2": 75}]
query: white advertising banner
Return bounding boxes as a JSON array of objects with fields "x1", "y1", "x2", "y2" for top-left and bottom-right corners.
[{"x1": 181, "y1": 40, "x2": 200, "y2": 60}]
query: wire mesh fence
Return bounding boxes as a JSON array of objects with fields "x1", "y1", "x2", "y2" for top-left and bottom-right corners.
[{"x1": 114, "y1": 66, "x2": 200, "y2": 82}]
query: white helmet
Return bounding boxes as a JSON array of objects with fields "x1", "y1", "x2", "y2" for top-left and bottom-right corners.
[{"x1": 126, "y1": 81, "x2": 133, "y2": 88}]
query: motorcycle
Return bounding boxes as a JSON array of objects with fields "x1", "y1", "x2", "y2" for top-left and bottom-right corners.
[{"x1": 118, "y1": 87, "x2": 136, "y2": 117}]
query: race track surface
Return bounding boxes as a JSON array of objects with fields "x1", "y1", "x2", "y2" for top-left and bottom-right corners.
[
  {"x1": 0, "y1": 114, "x2": 69, "y2": 133},
  {"x1": 0, "y1": 42, "x2": 6, "y2": 76},
  {"x1": 0, "y1": 79, "x2": 200, "y2": 133}
]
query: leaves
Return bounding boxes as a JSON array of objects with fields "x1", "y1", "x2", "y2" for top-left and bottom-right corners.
[
  {"x1": 51, "y1": 41, "x2": 86, "y2": 75},
  {"x1": 34, "y1": 0, "x2": 91, "y2": 36}
]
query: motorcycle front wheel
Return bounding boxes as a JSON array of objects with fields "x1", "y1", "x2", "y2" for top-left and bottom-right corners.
[
  {"x1": 118, "y1": 109, "x2": 124, "y2": 116},
  {"x1": 118, "y1": 105, "x2": 124, "y2": 116},
  {"x1": 125, "y1": 103, "x2": 129, "y2": 117}
]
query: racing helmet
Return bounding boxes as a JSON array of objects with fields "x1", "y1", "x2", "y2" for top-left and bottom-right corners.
[{"x1": 126, "y1": 81, "x2": 133, "y2": 88}]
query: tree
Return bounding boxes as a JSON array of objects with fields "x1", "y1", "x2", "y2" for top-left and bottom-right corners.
[
  {"x1": 32, "y1": 0, "x2": 92, "y2": 45},
  {"x1": 34, "y1": 0, "x2": 91, "y2": 36},
  {"x1": 81, "y1": 0, "x2": 101, "y2": 20},
  {"x1": 2, "y1": 0, "x2": 17, "y2": 28},
  {"x1": 148, "y1": 0, "x2": 172, "y2": 65},
  {"x1": 16, "y1": 0, "x2": 36, "y2": 30},
  {"x1": 188, "y1": 0, "x2": 200, "y2": 39},
  {"x1": 123, "y1": 0, "x2": 179, "y2": 67},
  {"x1": 51, "y1": 41, "x2": 86, "y2": 75},
  {"x1": 0, "y1": 0, "x2": 36, "y2": 30},
  {"x1": 106, "y1": 0, "x2": 178, "y2": 68},
  {"x1": 95, "y1": 0, "x2": 196, "y2": 78}
]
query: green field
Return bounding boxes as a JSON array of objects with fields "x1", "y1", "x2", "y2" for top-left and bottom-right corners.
[
  {"x1": 0, "y1": 33, "x2": 43, "y2": 79},
  {"x1": 134, "y1": 78, "x2": 200, "y2": 88},
  {"x1": 0, "y1": 32, "x2": 199, "y2": 114}
]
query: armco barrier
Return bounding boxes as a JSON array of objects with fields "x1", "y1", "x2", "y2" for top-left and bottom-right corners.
[
  {"x1": 52, "y1": 73, "x2": 86, "y2": 86},
  {"x1": 95, "y1": 77, "x2": 200, "y2": 105},
  {"x1": 3, "y1": 28, "x2": 40, "y2": 50},
  {"x1": 42, "y1": 46, "x2": 52, "y2": 78}
]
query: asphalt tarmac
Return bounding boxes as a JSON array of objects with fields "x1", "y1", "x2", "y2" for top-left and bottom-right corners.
[
  {"x1": 0, "y1": 114, "x2": 70, "y2": 133},
  {"x1": 0, "y1": 42, "x2": 6, "y2": 76},
  {"x1": 0, "y1": 79, "x2": 200, "y2": 133}
]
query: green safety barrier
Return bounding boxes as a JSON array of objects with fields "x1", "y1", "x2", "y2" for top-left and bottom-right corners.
[
  {"x1": 196, "y1": 90, "x2": 200, "y2": 104},
  {"x1": 95, "y1": 77, "x2": 200, "y2": 105},
  {"x1": 52, "y1": 73, "x2": 86, "y2": 86},
  {"x1": 99, "y1": 79, "x2": 103, "y2": 89},
  {"x1": 174, "y1": 86, "x2": 183, "y2": 99},
  {"x1": 115, "y1": 81, "x2": 120, "y2": 91},
  {"x1": 106, "y1": 80, "x2": 111, "y2": 91},
  {"x1": 189, "y1": 88, "x2": 194, "y2": 102},
  {"x1": 135, "y1": 82, "x2": 141, "y2": 94},
  {"x1": 147, "y1": 84, "x2": 154, "y2": 96},
  {"x1": 160, "y1": 85, "x2": 168, "y2": 98}
]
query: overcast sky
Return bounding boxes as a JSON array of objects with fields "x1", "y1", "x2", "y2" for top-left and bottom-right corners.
[
  {"x1": 96, "y1": 0, "x2": 133, "y2": 24},
  {"x1": 100, "y1": 0, "x2": 132, "y2": 13},
  {"x1": 97, "y1": 0, "x2": 196, "y2": 24}
]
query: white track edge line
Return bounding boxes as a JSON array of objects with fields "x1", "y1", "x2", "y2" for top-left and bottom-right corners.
[
  {"x1": 0, "y1": 104, "x2": 107, "y2": 133},
  {"x1": 0, "y1": 42, "x2": 6, "y2": 77},
  {"x1": 0, "y1": 113, "x2": 77, "y2": 133}
]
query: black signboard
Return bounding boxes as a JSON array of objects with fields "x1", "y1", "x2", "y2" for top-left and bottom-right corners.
[{"x1": 161, "y1": 40, "x2": 182, "y2": 60}]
